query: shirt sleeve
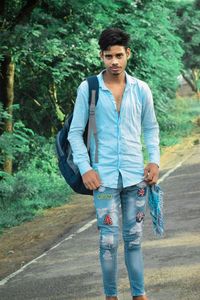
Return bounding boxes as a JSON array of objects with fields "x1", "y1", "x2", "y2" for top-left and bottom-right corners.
[
  {"x1": 67, "y1": 80, "x2": 93, "y2": 175},
  {"x1": 141, "y1": 83, "x2": 160, "y2": 166}
]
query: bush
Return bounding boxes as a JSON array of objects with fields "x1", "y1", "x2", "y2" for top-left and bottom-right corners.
[{"x1": 0, "y1": 137, "x2": 72, "y2": 230}]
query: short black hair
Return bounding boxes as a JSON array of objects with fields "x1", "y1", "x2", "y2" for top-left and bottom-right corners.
[{"x1": 98, "y1": 27, "x2": 130, "y2": 51}]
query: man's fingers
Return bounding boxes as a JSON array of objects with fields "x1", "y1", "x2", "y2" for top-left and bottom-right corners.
[
  {"x1": 144, "y1": 170, "x2": 152, "y2": 181},
  {"x1": 85, "y1": 178, "x2": 101, "y2": 190},
  {"x1": 95, "y1": 172, "x2": 101, "y2": 185},
  {"x1": 85, "y1": 181, "x2": 97, "y2": 190},
  {"x1": 148, "y1": 173, "x2": 158, "y2": 185},
  {"x1": 82, "y1": 169, "x2": 101, "y2": 190},
  {"x1": 145, "y1": 171, "x2": 158, "y2": 184},
  {"x1": 144, "y1": 163, "x2": 159, "y2": 184},
  {"x1": 144, "y1": 168, "x2": 149, "y2": 178}
]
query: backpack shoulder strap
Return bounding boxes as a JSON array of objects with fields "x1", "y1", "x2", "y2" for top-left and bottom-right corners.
[
  {"x1": 87, "y1": 75, "x2": 99, "y2": 105},
  {"x1": 86, "y1": 75, "x2": 99, "y2": 163}
]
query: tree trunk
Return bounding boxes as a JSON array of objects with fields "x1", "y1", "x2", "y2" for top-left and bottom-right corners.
[
  {"x1": 192, "y1": 68, "x2": 200, "y2": 100},
  {"x1": 0, "y1": 0, "x2": 40, "y2": 174},
  {"x1": 0, "y1": 55, "x2": 15, "y2": 174},
  {"x1": 181, "y1": 71, "x2": 197, "y2": 93},
  {"x1": 48, "y1": 82, "x2": 65, "y2": 130}
]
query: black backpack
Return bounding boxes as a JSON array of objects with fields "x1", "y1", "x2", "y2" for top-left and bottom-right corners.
[{"x1": 55, "y1": 76, "x2": 99, "y2": 195}]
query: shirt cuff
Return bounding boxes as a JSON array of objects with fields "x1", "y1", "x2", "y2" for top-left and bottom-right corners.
[
  {"x1": 149, "y1": 154, "x2": 160, "y2": 167},
  {"x1": 78, "y1": 161, "x2": 92, "y2": 176}
]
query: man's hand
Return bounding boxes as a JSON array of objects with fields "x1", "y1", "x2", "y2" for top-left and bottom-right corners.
[
  {"x1": 82, "y1": 169, "x2": 101, "y2": 190},
  {"x1": 144, "y1": 163, "x2": 159, "y2": 185}
]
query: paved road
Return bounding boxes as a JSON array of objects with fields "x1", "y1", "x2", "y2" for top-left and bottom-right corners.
[{"x1": 0, "y1": 145, "x2": 200, "y2": 300}]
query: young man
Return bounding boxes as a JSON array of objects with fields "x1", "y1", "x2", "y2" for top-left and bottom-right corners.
[{"x1": 68, "y1": 28, "x2": 160, "y2": 300}]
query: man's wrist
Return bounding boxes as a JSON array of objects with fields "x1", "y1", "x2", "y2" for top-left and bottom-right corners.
[
  {"x1": 148, "y1": 162, "x2": 159, "y2": 168},
  {"x1": 79, "y1": 162, "x2": 92, "y2": 176}
]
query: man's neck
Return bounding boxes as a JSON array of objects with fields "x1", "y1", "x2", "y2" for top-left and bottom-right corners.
[{"x1": 103, "y1": 70, "x2": 126, "y2": 85}]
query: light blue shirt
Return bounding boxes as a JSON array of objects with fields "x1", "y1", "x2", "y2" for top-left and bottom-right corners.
[{"x1": 68, "y1": 71, "x2": 160, "y2": 188}]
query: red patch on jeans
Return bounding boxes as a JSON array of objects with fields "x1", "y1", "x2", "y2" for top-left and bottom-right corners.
[
  {"x1": 136, "y1": 211, "x2": 145, "y2": 223},
  {"x1": 104, "y1": 215, "x2": 113, "y2": 225},
  {"x1": 137, "y1": 187, "x2": 146, "y2": 197}
]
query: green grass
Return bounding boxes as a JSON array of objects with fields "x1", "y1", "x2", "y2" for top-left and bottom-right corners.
[
  {"x1": 159, "y1": 98, "x2": 200, "y2": 147},
  {"x1": 142, "y1": 97, "x2": 200, "y2": 162},
  {"x1": 0, "y1": 169, "x2": 72, "y2": 232},
  {"x1": 0, "y1": 174, "x2": 72, "y2": 233}
]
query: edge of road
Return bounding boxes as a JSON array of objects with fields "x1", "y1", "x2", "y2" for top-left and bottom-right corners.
[{"x1": 0, "y1": 130, "x2": 199, "y2": 285}]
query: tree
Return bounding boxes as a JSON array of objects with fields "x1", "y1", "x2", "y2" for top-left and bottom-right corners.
[
  {"x1": 0, "y1": 0, "x2": 96, "y2": 170},
  {"x1": 1, "y1": 0, "x2": 185, "y2": 174},
  {"x1": 106, "y1": 0, "x2": 183, "y2": 115},
  {"x1": 170, "y1": 0, "x2": 200, "y2": 95},
  {"x1": 0, "y1": 0, "x2": 41, "y2": 173}
]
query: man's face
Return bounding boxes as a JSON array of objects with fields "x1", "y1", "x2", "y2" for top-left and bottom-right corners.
[{"x1": 100, "y1": 45, "x2": 131, "y2": 76}]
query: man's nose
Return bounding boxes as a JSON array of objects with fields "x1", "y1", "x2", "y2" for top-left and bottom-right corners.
[{"x1": 112, "y1": 57, "x2": 118, "y2": 65}]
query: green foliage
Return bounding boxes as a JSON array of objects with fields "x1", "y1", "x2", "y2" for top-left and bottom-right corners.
[
  {"x1": 0, "y1": 104, "x2": 34, "y2": 166},
  {"x1": 143, "y1": 97, "x2": 200, "y2": 162},
  {"x1": 1, "y1": 0, "x2": 199, "y2": 233},
  {"x1": 0, "y1": 104, "x2": 24, "y2": 168},
  {"x1": 0, "y1": 102, "x2": 72, "y2": 231},
  {"x1": 172, "y1": 0, "x2": 200, "y2": 69},
  {"x1": 0, "y1": 0, "x2": 184, "y2": 135},
  {"x1": 168, "y1": 0, "x2": 200, "y2": 92},
  {"x1": 159, "y1": 98, "x2": 200, "y2": 146},
  {"x1": 0, "y1": 137, "x2": 72, "y2": 230},
  {"x1": 118, "y1": 1, "x2": 183, "y2": 114}
]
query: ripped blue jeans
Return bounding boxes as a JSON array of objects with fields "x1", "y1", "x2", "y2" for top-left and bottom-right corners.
[{"x1": 93, "y1": 173, "x2": 147, "y2": 297}]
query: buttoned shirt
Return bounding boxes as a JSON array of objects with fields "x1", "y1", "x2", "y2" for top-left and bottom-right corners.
[{"x1": 68, "y1": 71, "x2": 160, "y2": 188}]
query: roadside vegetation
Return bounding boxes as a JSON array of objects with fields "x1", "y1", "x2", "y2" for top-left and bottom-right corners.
[
  {"x1": 0, "y1": 0, "x2": 199, "y2": 233},
  {"x1": 159, "y1": 97, "x2": 200, "y2": 148}
]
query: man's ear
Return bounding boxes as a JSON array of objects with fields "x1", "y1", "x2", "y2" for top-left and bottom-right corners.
[
  {"x1": 126, "y1": 48, "x2": 131, "y2": 60},
  {"x1": 100, "y1": 51, "x2": 104, "y2": 60}
]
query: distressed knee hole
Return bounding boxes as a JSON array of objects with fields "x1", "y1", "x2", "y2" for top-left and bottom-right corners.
[
  {"x1": 102, "y1": 249, "x2": 112, "y2": 261},
  {"x1": 129, "y1": 222, "x2": 143, "y2": 235},
  {"x1": 124, "y1": 225, "x2": 143, "y2": 249},
  {"x1": 128, "y1": 233, "x2": 142, "y2": 249},
  {"x1": 100, "y1": 234, "x2": 117, "y2": 250}
]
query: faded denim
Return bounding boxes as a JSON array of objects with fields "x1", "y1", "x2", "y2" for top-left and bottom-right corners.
[{"x1": 93, "y1": 173, "x2": 147, "y2": 297}]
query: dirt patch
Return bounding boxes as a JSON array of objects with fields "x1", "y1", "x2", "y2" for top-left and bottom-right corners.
[
  {"x1": 0, "y1": 130, "x2": 199, "y2": 280},
  {"x1": 159, "y1": 131, "x2": 200, "y2": 171},
  {"x1": 0, "y1": 194, "x2": 94, "y2": 280}
]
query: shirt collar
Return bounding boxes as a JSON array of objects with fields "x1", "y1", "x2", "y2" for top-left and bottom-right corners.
[{"x1": 97, "y1": 70, "x2": 136, "y2": 91}]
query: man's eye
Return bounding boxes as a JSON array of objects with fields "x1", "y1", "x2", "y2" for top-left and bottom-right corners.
[{"x1": 116, "y1": 54, "x2": 123, "y2": 58}]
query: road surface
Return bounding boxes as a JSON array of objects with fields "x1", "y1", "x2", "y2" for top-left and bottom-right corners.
[{"x1": 0, "y1": 144, "x2": 200, "y2": 300}]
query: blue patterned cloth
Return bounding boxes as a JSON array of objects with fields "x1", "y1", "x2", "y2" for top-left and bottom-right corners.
[{"x1": 148, "y1": 184, "x2": 164, "y2": 237}]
